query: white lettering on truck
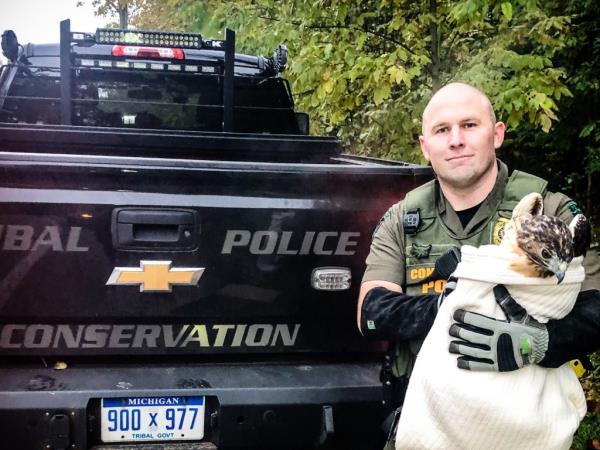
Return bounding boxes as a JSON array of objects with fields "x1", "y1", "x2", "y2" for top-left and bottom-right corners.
[
  {"x1": 0, "y1": 324, "x2": 301, "y2": 349},
  {"x1": 0, "y1": 225, "x2": 88, "y2": 252},
  {"x1": 221, "y1": 230, "x2": 360, "y2": 255}
]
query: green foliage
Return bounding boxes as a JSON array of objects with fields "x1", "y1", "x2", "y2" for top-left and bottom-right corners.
[
  {"x1": 572, "y1": 352, "x2": 600, "y2": 449},
  {"x1": 500, "y1": 0, "x2": 600, "y2": 226},
  {"x1": 129, "y1": 0, "x2": 572, "y2": 162}
]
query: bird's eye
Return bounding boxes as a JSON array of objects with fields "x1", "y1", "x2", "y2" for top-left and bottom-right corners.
[{"x1": 541, "y1": 249, "x2": 551, "y2": 259}]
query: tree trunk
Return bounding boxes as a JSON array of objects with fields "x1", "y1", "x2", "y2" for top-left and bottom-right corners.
[
  {"x1": 429, "y1": 0, "x2": 440, "y2": 92},
  {"x1": 119, "y1": 5, "x2": 129, "y2": 29},
  {"x1": 587, "y1": 171, "x2": 592, "y2": 218}
]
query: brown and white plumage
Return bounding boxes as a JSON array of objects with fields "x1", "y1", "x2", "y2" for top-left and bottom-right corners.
[{"x1": 500, "y1": 193, "x2": 589, "y2": 283}]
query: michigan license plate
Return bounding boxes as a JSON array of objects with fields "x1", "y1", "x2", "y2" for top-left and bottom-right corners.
[{"x1": 101, "y1": 396, "x2": 205, "y2": 442}]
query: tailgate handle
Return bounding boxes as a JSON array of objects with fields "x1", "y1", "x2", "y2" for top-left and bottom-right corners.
[{"x1": 112, "y1": 209, "x2": 199, "y2": 250}]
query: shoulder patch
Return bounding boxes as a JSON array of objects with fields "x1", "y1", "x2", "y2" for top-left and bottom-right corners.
[
  {"x1": 372, "y1": 205, "x2": 396, "y2": 237},
  {"x1": 492, "y1": 217, "x2": 510, "y2": 245},
  {"x1": 566, "y1": 200, "x2": 583, "y2": 216}
]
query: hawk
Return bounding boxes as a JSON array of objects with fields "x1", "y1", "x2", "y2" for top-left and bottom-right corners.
[{"x1": 500, "y1": 192, "x2": 589, "y2": 283}]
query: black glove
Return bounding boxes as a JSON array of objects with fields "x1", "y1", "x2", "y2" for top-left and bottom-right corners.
[
  {"x1": 361, "y1": 247, "x2": 461, "y2": 341},
  {"x1": 448, "y1": 285, "x2": 549, "y2": 371}
]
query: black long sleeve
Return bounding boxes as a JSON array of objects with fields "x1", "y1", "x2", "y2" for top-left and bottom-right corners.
[
  {"x1": 539, "y1": 289, "x2": 600, "y2": 368},
  {"x1": 360, "y1": 287, "x2": 438, "y2": 341}
]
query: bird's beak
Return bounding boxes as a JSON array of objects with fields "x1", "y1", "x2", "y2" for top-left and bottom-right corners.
[{"x1": 554, "y1": 261, "x2": 568, "y2": 284}]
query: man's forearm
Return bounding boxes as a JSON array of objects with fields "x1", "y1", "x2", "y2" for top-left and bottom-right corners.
[
  {"x1": 360, "y1": 287, "x2": 438, "y2": 341},
  {"x1": 540, "y1": 289, "x2": 600, "y2": 368}
]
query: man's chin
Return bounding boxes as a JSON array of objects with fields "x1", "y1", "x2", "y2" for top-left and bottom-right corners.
[{"x1": 437, "y1": 170, "x2": 478, "y2": 189}]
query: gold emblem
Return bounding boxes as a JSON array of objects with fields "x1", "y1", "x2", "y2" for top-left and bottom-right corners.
[
  {"x1": 492, "y1": 218, "x2": 510, "y2": 245},
  {"x1": 106, "y1": 261, "x2": 204, "y2": 292}
]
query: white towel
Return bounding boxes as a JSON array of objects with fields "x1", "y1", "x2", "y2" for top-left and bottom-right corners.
[{"x1": 395, "y1": 244, "x2": 587, "y2": 450}]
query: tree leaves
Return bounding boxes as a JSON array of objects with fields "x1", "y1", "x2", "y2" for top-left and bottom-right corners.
[{"x1": 124, "y1": 0, "x2": 584, "y2": 164}]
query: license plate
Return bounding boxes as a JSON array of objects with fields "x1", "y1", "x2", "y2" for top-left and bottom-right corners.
[{"x1": 101, "y1": 396, "x2": 205, "y2": 442}]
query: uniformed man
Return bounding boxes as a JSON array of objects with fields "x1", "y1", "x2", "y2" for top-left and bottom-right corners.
[{"x1": 357, "y1": 82, "x2": 600, "y2": 444}]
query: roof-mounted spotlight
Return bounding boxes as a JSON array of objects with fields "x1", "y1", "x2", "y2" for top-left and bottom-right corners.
[{"x1": 1, "y1": 30, "x2": 20, "y2": 62}]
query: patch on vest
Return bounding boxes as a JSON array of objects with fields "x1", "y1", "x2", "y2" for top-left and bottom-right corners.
[
  {"x1": 409, "y1": 243, "x2": 432, "y2": 259},
  {"x1": 492, "y1": 218, "x2": 510, "y2": 245}
]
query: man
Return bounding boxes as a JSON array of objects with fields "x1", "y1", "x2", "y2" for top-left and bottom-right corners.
[{"x1": 357, "y1": 82, "x2": 600, "y2": 440}]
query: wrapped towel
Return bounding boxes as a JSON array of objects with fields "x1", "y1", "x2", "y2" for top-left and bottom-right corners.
[{"x1": 395, "y1": 244, "x2": 587, "y2": 450}]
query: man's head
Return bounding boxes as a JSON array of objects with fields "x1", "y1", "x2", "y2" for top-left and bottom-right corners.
[{"x1": 419, "y1": 82, "x2": 505, "y2": 191}]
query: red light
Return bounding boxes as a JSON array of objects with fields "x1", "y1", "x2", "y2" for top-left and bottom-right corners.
[
  {"x1": 111, "y1": 45, "x2": 184, "y2": 60},
  {"x1": 112, "y1": 45, "x2": 125, "y2": 57}
]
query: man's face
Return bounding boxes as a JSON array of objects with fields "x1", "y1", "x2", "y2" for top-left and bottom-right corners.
[{"x1": 419, "y1": 86, "x2": 505, "y2": 190}]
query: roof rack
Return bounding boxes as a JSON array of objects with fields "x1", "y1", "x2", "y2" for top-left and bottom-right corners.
[{"x1": 59, "y1": 19, "x2": 237, "y2": 131}]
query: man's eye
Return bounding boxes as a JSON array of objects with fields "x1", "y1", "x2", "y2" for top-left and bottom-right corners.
[
  {"x1": 435, "y1": 127, "x2": 448, "y2": 134},
  {"x1": 463, "y1": 122, "x2": 477, "y2": 128},
  {"x1": 541, "y1": 249, "x2": 551, "y2": 259}
]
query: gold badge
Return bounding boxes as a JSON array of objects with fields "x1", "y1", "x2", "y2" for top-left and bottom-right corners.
[
  {"x1": 492, "y1": 218, "x2": 510, "y2": 245},
  {"x1": 106, "y1": 261, "x2": 204, "y2": 292}
]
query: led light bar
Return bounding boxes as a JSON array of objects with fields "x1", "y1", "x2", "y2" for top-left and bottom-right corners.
[
  {"x1": 96, "y1": 28, "x2": 203, "y2": 49},
  {"x1": 75, "y1": 58, "x2": 220, "y2": 74},
  {"x1": 311, "y1": 267, "x2": 352, "y2": 291}
]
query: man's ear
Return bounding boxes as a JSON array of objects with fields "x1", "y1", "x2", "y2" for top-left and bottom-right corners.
[
  {"x1": 419, "y1": 136, "x2": 431, "y2": 161},
  {"x1": 493, "y1": 121, "x2": 506, "y2": 149}
]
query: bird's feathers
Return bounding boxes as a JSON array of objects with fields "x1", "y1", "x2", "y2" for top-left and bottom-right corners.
[
  {"x1": 501, "y1": 192, "x2": 585, "y2": 282},
  {"x1": 511, "y1": 192, "x2": 544, "y2": 219},
  {"x1": 569, "y1": 213, "x2": 590, "y2": 258}
]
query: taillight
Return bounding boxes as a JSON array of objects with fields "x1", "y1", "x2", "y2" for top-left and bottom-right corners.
[{"x1": 112, "y1": 45, "x2": 184, "y2": 60}]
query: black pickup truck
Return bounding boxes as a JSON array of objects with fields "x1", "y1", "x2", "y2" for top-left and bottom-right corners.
[{"x1": 0, "y1": 20, "x2": 431, "y2": 450}]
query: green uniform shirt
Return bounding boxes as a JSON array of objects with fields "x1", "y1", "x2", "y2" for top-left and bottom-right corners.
[{"x1": 363, "y1": 160, "x2": 600, "y2": 292}]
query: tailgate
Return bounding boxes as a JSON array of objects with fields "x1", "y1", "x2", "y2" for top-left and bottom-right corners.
[{"x1": 0, "y1": 152, "x2": 431, "y2": 356}]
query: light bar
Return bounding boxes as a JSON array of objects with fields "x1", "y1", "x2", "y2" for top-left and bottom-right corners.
[
  {"x1": 96, "y1": 28, "x2": 202, "y2": 49},
  {"x1": 311, "y1": 267, "x2": 351, "y2": 291},
  {"x1": 74, "y1": 59, "x2": 221, "y2": 74}
]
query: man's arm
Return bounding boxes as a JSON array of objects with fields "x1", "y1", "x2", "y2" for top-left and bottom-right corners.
[
  {"x1": 540, "y1": 289, "x2": 600, "y2": 367},
  {"x1": 359, "y1": 246, "x2": 461, "y2": 341},
  {"x1": 357, "y1": 280, "x2": 402, "y2": 331},
  {"x1": 358, "y1": 281, "x2": 441, "y2": 341}
]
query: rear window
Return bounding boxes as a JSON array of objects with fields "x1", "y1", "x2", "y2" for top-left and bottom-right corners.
[{"x1": 0, "y1": 65, "x2": 300, "y2": 134}]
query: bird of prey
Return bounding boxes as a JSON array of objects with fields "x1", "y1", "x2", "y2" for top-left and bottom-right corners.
[{"x1": 500, "y1": 193, "x2": 589, "y2": 283}]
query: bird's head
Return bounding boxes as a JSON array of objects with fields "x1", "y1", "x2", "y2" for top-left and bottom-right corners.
[
  {"x1": 515, "y1": 215, "x2": 574, "y2": 284},
  {"x1": 504, "y1": 193, "x2": 589, "y2": 284}
]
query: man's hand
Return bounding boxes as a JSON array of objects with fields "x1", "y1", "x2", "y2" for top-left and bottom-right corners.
[{"x1": 448, "y1": 285, "x2": 549, "y2": 371}]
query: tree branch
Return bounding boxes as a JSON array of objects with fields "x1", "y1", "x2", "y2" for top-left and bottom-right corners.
[{"x1": 256, "y1": 15, "x2": 417, "y2": 56}]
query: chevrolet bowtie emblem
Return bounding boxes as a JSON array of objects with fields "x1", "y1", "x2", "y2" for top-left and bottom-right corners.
[{"x1": 106, "y1": 261, "x2": 205, "y2": 292}]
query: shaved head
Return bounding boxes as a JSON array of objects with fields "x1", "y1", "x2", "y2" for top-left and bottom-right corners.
[
  {"x1": 417, "y1": 81, "x2": 505, "y2": 206},
  {"x1": 422, "y1": 83, "x2": 496, "y2": 135}
]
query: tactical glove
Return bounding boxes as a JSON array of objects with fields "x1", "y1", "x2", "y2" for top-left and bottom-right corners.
[{"x1": 448, "y1": 285, "x2": 549, "y2": 371}]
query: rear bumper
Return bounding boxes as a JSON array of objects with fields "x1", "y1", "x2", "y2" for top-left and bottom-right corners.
[{"x1": 0, "y1": 361, "x2": 384, "y2": 449}]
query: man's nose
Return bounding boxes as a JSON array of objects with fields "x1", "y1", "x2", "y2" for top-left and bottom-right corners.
[{"x1": 449, "y1": 125, "x2": 464, "y2": 148}]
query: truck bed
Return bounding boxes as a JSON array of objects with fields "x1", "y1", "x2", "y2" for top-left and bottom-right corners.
[{"x1": 0, "y1": 124, "x2": 431, "y2": 448}]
